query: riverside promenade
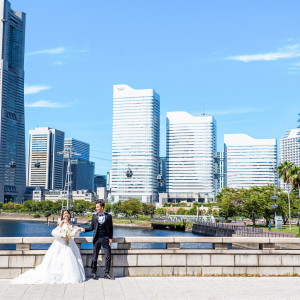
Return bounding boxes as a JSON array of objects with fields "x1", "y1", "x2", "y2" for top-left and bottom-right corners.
[{"x1": 1, "y1": 277, "x2": 300, "y2": 300}]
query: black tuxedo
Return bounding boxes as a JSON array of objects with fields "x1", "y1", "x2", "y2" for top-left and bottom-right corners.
[{"x1": 85, "y1": 212, "x2": 113, "y2": 275}]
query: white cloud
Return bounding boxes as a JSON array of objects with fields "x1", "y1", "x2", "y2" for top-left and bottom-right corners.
[
  {"x1": 27, "y1": 47, "x2": 65, "y2": 56},
  {"x1": 206, "y1": 107, "x2": 271, "y2": 116},
  {"x1": 227, "y1": 44, "x2": 300, "y2": 62},
  {"x1": 25, "y1": 100, "x2": 69, "y2": 108},
  {"x1": 24, "y1": 85, "x2": 51, "y2": 95}
]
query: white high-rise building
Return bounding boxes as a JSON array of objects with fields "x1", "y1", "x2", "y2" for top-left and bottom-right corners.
[
  {"x1": 280, "y1": 129, "x2": 300, "y2": 166},
  {"x1": 166, "y1": 112, "x2": 216, "y2": 199},
  {"x1": 28, "y1": 127, "x2": 65, "y2": 189},
  {"x1": 224, "y1": 134, "x2": 277, "y2": 189},
  {"x1": 111, "y1": 84, "x2": 160, "y2": 203},
  {"x1": 0, "y1": 0, "x2": 26, "y2": 203},
  {"x1": 279, "y1": 128, "x2": 300, "y2": 190}
]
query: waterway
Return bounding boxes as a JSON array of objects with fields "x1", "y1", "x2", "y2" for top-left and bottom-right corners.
[{"x1": 0, "y1": 220, "x2": 212, "y2": 250}]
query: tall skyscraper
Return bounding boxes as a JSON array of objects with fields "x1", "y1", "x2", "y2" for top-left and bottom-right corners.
[
  {"x1": 111, "y1": 84, "x2": 160, "y2": 203},
  {"x1": 64, "y1": 138, "x2": 89, "y2": 161},
  {"x1": 216, "y1": 151, "x2": 226, "y2": 191},
  {"x1": 94, "y1": 175, "x2": 107, "y2": 191},
  {"x1": 280, "y1": 129, "x2": 300, "y2": 166},
  {"x1": 0, "y1": 0, "x2": 26, "y2": 203},
  {"x1": 28, "y1": 127, "x2": 65, "y2": 189},
  {"x1": 166, "y1": 112, "x2": 216, "y2": 199},
  {"x1": 63, "y1": 158, "x2": 95, "y2": 191},
  {"x1": 63, "y1": 138, "x2": 94, "y2": 190},
  {"x1": 224, "y1": 134, "x2": 277, "y2": 189},
  {"x1": 279, "y1": 128, "x2": 300, "y2": 190}
]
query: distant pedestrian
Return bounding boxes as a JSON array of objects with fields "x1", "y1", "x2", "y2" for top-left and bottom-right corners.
[
  {"x1": 268, "y1": 224, "x2": 271, "y2": 231},
  {"x1": 244, "y1": 221, "x2": 246, "y2": 227}
]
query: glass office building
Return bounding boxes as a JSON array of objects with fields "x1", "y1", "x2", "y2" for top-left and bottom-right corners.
[
  {"x1": 0, "y1": 0, "x2": 26, "y2": 202},
  {"x1": 64, "y1": 138, "x2": 90, "y2": 161},
  {"x1": 63, "y1": 158, "x2": 95, "y2": 191},
  {"x1": 166, "y1": 112, "x2": 216, "y2": 196},
  {"x1": 224, "y1": 134, "x2": 277, "y2": 189},
  {"x1": 28, "y1": 127, "x2": 65, "y2": 189},
  {"x1": 111, "y1": 84, "x2": 160, "y2": 203}
]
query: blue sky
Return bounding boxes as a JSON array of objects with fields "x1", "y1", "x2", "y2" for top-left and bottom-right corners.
[{"x1": 12, "y1": 0, "x2": 300, "y2": 174}]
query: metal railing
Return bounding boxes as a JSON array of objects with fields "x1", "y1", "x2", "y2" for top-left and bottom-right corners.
[{"x1": 195, "y1": 220, "x2": 293, "y2": 238}]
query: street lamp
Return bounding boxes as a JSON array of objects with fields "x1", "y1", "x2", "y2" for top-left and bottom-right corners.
[{"x1": 252, "y1": 210, "x2": 255, "y2": 227}]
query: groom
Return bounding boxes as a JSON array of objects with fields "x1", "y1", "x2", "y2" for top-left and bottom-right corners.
[{"x1": 82, "y1": 200, "x2": 114, "y2": 280}]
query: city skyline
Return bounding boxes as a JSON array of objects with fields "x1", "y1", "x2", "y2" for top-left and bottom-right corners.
[{"x1": 4, "y1": 0, "x2": 300, "y2": 175}]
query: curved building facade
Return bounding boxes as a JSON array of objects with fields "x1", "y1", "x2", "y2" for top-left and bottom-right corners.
[
  {"x1": 166, "y1": 112, "x2": 216, "y2": 197},
  {"x1": 224, "y1": 134, "x2": 277, "y2": 189},
  {"x1": 111, "y1": 84, "x2": 160, "y2": 203}
]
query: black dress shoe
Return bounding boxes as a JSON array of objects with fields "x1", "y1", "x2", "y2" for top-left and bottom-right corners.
[
  {"x1": 92, "y1": 273, "x2": 98, "y2": 280},
  {"x1": 104, "y1": 274, "x2": 115, "y2": 280}
]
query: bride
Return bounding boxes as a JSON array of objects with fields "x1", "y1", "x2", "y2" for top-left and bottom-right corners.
[{"x1": 11, "y1": 209, "x2": 86, "y2": 284}]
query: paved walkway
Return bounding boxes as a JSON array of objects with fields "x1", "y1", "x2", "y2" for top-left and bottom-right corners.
[{"x1": 0, "y1": 277, "x2": 300, "y2": 300}]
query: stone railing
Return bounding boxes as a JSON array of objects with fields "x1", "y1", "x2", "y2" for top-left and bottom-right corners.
[{"x1": 0, "y1": 237, "x2": 300, "y2": 278}]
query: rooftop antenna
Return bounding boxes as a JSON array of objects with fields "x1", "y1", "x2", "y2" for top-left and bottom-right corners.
[{"x1": 58, "y1": 145, "x2": 81, "y2": 223}]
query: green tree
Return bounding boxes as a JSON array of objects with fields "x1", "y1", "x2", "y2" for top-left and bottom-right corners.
[
  {"x1": 187, "y1": 208, "x2": 197, "y2": 215},
  {"x1": 111, "y1": 201, "x2": 122, "y2": 216},
  {"x1": 44, "y1": 211, "x2": 51, "y2": 222},
  {"x1": 155, "y1": 208, "x2": 166, "y2": 215},
  {"x1": 104, "y1": 203, "x2": 112, "y2": 213},
  {"x1": 23, "y1": 200, "x2": 38, "y2": 212},
  {"x1": 290, "y1": 165, "x2": 300, "y2": 199},
  {"x1": 120, "y1": 198, "x2": 142, "y2": 217},
  {"x1": 176, "y1": 208, "x2": 186, "y2": 215},
  {"x1": 242, "y1": 193, "x2": 262, "y2": 226},
  {"x1": 278, "y1": 161, "x2": 294, "y2": 230},
  {"x1": 216, "y1": 190, "x2": 241, "y2": 220},
  {"x1": 74, "y1": 200, "x2": 88, "y2": 214}
]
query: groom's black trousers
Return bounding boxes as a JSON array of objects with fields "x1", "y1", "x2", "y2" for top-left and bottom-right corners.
[{"x1": 91, "y1": 236, "x2": 111, "y2": 275}]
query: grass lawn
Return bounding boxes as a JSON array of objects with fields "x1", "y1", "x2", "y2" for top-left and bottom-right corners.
[
  {"x1": 112, "y1": 218, "x2": 151, "y2": 226},
  {"x1": 250, "y1": 225, "x2": 300, "y2": 235}
]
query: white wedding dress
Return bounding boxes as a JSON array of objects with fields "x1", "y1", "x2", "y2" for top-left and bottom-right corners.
[{"x1": 11, "y1": 224, "x2": 86, "y2": 284}]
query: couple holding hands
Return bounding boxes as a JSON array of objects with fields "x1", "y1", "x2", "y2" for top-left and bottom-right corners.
[{"x1": 12, "y1": 200, "x2": 114, "y2": 284}]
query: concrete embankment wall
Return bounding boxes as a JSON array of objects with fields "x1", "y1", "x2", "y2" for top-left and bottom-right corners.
[
  {"x1": 1, "y1": 237, "x2": 300, "y2": 278},
  {"x1": 192, "y1": 224, "x2": 234, "y2": 237}
]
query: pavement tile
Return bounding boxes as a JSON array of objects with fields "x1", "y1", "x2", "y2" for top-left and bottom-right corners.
[{"x1": 0, "y1": 277, "x2": 300, "y2": 300}]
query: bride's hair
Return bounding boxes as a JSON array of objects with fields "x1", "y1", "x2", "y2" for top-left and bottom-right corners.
[{"x1": 61, "y1": 209, "x2": 71, "y2": 220}]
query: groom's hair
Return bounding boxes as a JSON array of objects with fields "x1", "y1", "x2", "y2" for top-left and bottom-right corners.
[{"x1": 96, "y1": 200, "x2": 105, "y2": 208}]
